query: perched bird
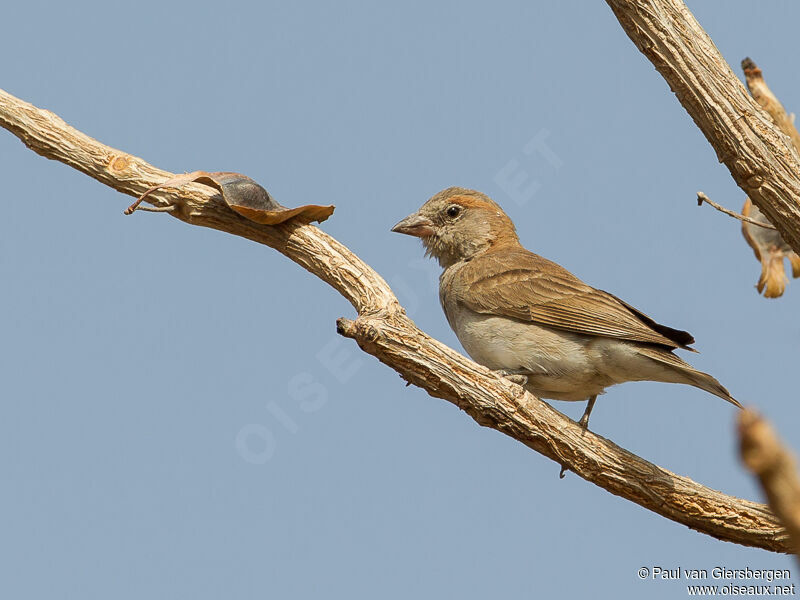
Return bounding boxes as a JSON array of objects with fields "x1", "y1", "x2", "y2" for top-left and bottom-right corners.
[
  {"x1": 741, "y1": 197, "x2": 800, "y2": 298},
  {"x1": 392, "y1": 187, "x2": 741, "y2": 428}
]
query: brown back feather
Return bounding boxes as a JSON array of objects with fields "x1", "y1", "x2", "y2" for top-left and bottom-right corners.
[{"x1": 452, "y1": 248, "x2": 695, "y2": 350}]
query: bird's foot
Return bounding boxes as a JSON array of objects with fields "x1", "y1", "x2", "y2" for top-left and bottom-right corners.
[{"x1": 494, "y1": 370, "x2": 528, "y2": 386}]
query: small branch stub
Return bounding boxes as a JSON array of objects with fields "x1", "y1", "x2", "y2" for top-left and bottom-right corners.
[{"x1": 336, "y1": 317, "x2": 356, "y2": 338}]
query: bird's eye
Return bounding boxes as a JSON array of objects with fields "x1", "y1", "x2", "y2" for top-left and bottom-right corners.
[{"x1": 446, "y1": 205, "x2": 462, "y2": 218}]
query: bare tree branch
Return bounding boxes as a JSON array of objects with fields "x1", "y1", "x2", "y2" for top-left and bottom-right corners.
[
  {"x1": 740, "y1": 410, "x2": 800, "y2": 559},
  {"x1": 606, "y1": 0, "x2": 800, "y2": 255},
  {"x1": 0, "y1": 87, "x2": 791, "y2": 553}
]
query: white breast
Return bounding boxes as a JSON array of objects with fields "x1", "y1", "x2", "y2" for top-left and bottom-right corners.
[{"x1": 447, "y1": 306, "x2": 590, "y2": 376}]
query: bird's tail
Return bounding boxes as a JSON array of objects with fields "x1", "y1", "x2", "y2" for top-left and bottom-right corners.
[{"x1": 637, "y1": 346, "x2": 742, "y2": 409}]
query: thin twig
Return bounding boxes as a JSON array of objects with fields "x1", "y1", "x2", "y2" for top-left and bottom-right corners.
[{"x1": 697, "y1": 192, "x2": 776, "y2": 229}]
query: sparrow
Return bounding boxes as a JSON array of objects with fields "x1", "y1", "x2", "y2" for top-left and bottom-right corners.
[
  {"x1": 741, "y1": 197, "x2": 800, "y2": 298},
  {"x1": 392, "y1": 187, "x2": 741, "y2": 428}
]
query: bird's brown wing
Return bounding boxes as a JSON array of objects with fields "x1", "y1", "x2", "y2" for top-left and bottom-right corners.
[{"x1": 452, "y1": 248, "x2": 694, "y2": 349}]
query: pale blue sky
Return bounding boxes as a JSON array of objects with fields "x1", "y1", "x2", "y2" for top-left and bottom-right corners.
[{"x1": 2, "y1": 1, "x2": 799, "y2": 598}]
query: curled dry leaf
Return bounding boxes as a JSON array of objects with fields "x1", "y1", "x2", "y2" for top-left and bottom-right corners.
[
  {"x1": 741, "y1": 198, "x2": 800, "y2": 298},
  {"x1": 126, "y1": 171, "x2": 335, "y2": 224}
]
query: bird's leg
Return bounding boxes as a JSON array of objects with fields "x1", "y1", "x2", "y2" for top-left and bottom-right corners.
[
  {"x1": 493, "y1": 369, "x2": 528, "y2": 386},
  {"x1": 559, "y1": 395, "x2": 599, "y2": 478},
  {"x1": 577, "y1": 395, "x2": 597, "y2": 429}
]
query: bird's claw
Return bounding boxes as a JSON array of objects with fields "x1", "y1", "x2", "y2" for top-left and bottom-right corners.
[{"x1": 494, "y1": 370, "x2": 528, "y2": 386}]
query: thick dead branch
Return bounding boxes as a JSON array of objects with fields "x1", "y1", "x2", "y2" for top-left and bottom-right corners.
[
  {"x1": 0, "y1": 87, "x2": 791, "y2": 553},
  {"x1": 740, "y1": 410, "x2": 800, "y2": 557},
  {"x1": 606, "y1": 0, "x2": 800, "y2": 255}
]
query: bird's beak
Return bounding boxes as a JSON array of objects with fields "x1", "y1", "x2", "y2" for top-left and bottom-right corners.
[{"x1": 391, "y1": 212, "x2": 435, "y2": 237}]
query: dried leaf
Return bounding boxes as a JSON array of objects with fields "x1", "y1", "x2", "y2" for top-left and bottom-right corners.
[
  {"x1": 741, "y1": 198, "x2": 799, "y2": 298},
  {"x1": 127, "y1": 171, "x2": 334, "y2": 224}
]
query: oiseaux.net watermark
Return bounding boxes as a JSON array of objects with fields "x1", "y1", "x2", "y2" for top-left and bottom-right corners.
[{"x1": 638, "y1": 566, "x2": 795, "y2": 596}]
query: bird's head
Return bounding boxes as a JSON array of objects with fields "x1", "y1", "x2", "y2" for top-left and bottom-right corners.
[{"x1": 391, "y1": 187, "x2": 520, "y2": 268}]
